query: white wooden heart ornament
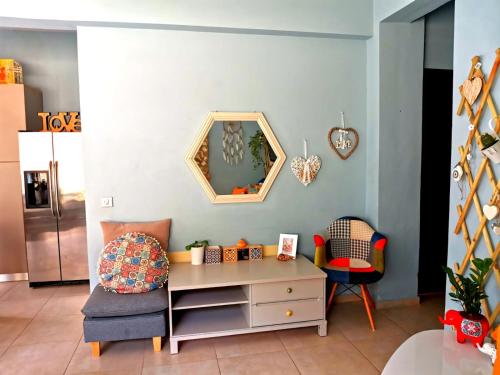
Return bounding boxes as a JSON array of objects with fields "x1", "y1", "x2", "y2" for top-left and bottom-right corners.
[
  {"x1": 483, "y1": 204, "x2": 499, "y2": 220},
  {"x1": 291, "y1": 155, "x2": 321, "y2": 186},
  {"x1": 462, "y1": 77, "x2": 482, "y2": 105},
  {"x1": 291, "y1": 140, "x2": 321, "y2": 186}
]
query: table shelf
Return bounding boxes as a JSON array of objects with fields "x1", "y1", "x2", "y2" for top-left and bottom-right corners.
[
  {"x1": 171, "y1": 285, "x2": 249, "y2": 310},
  {"x1": 172, "y1": 305, "x2": 249, "y2": 336}
]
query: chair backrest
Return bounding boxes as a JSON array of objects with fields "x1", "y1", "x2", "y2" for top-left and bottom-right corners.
[{"x1": 327, "y1": 217, "x2": 387, "y2": 274}]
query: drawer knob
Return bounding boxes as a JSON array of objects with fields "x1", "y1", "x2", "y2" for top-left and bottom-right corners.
[
  {"x1": 286, "y1": 309, "x2": 293, "y2": 317},
  {"x1": 286, "y1": 287, "x2": 293, "y2": 293}
]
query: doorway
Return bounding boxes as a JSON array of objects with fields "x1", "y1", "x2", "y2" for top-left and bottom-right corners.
[{"x1": 418, "y1": 2, "x2": 454, "y2": 295}]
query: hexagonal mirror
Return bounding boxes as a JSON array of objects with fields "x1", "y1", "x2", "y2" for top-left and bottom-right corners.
[{"x1": 186, "y1": 112, "x2": 286, "y2": 203}]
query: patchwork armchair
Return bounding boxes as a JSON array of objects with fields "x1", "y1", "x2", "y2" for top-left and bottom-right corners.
[{"x1": 314, "y1": 216, "x2": 387, "y2": 331}]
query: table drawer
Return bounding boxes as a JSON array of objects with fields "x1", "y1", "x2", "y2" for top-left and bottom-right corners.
[
  {"x1": 252, "y1": 279, "x2": 323, "y2": 304},
  {"x1": 252, "y1": 298, "x2": 323, "y2": 327}
]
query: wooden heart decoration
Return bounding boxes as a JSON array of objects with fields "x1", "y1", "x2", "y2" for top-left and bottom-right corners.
[
  {"x1": 328, "y1": 127, "x2": 359, "y2": 160},
  {"x1": 483, "y1": 204, "x2": 499, "y2": 220},
  {"x1": 462, "y1": 77, "x2": 482, "y2": 105},
  {"x1": 291, "y1": 155, "x2": 321, "y2": 186},
  {"x1": 493, "y1": 223, "x2": 500, "y2": 236}
]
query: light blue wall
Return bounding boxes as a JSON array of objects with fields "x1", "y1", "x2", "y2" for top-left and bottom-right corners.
[
  {"x1": 424, "y1": 2, "x2": 454, "y2": 70},
  {"x1": 0, "y1": 30, "x2": 79, "y2": 113},
  {"x1": 446, "y1": 0, "x2": 500, "y2": 324},
  {"x1": 208, "y1": 121, "x2": 265, "y2": 195},
  {"x1": 78, "y1": 27, "x2": 367, "y2": 289}
]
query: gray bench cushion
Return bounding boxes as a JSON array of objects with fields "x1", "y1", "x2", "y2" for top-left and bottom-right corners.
[
  {"x1": 82, "y1": 285, "x2": 169, "y2": 318},
  {"x1": 83, "y1": 311, "x2": 166, "y2": 342}
]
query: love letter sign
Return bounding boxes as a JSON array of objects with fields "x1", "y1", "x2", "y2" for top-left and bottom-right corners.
[{"x1": 38, "y1": 112, "x2": 81, "y2": 132}]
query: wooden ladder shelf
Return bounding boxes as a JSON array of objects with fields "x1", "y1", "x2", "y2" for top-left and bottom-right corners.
[{"x1": 454, "y1": 48, "x2": 500, "y2": 327}]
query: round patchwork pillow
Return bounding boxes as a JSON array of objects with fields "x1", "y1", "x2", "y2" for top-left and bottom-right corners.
[{"x1": 98, "y1": 232, "x2": 169, "y2": 293}]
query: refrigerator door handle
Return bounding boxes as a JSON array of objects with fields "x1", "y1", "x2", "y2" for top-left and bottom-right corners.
[
  {"x1": 54, "y1": 161, "x2": 62, "y2": 218},
  {"x1": 48, "y1": 161, "x2": 57, "y2": 217}
]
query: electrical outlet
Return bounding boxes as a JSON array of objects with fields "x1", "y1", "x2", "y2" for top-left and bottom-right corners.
[{"x1": 101, "y1": 197, "x2": 113, "y2": 208}]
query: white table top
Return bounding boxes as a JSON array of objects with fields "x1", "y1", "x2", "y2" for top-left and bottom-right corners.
[
  {"x1": 382, "y1": 330, "x2": 492, "y2": 375},
  {"x1": 168, "y1": 255, "x2": 326, "y2": 291}
]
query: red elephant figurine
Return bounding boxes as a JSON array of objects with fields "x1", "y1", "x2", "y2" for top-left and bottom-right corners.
[{"x1": 439, "y1": 309, "x2": 489, "y2": 346}]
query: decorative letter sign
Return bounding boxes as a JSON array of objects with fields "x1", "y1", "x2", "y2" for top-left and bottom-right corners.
[{"x1": 38, "y1": 112, "x2": 81, "y2": 132}]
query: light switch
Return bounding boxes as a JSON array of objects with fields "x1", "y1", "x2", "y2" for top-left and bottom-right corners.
[{"x1": 101, "y1": 197, "x2": 113, "y2": 207}]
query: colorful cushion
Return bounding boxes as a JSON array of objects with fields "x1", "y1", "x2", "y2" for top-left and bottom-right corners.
[
  {"x1": 98, "y1": 232, "x2": 169, "y2": 294},
  {"x1": 100, "y1": 219, "x2": 171, "y2": 251}
]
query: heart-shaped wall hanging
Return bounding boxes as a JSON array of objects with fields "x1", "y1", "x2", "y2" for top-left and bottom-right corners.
[
  {"x1": 461, "y1": 76, "x2": 482, "y2": 105},
  {"x1": 483, "y1": 204, "x2": 499, "y2": 220},
  {"x1": 291, "y1": 140, "x2": 321, "y2": 186},
  {"x1": 492, "y1": 222, "x2": 500, "y2": 235},
  {"x1": 291, "y1": 155, "x2": 321, "y2": 186},
  {"x1": 328, "y1": 112, "x2": 358, "y2": 160}
]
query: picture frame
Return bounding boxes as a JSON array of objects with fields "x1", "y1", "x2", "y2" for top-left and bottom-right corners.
[{"x1": 277, "y1": 234, "x2": 298, "y2": 259}]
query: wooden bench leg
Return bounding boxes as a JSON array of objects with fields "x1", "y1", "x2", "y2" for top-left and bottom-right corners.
[
  {"x1": 153, "y1": 336, "x2": 162, "y2": 352},
  {"x1": 90, "y1": 341, "x2": 100, "y2": 357}
]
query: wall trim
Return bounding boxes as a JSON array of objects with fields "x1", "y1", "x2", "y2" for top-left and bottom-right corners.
[{"x1": 0, "y1": 273, "x2": 28, "y2": 282}]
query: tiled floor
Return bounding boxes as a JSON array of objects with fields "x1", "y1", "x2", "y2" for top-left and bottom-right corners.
[{"x1": 0, "y1": 281, "x2": 444, "y2": 374}]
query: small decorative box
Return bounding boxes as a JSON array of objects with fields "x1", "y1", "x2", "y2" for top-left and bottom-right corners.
[
  {"x1": 0, "y1": 59, "x2": 23, "y2": 84},
  {"x1": 205, "y1": 246, "x2": 222, "y2": 264},
  {"x1": 223, "y1": 247, "x2": 238, "y2": 263},
  {"x1": 249, "y1": 245, "x2": 263, "y2": 260}
]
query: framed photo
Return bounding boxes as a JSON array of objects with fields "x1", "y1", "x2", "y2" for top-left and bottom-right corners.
[{"x1": 278, "y1": 234, "x2": 298, "y2": 258}]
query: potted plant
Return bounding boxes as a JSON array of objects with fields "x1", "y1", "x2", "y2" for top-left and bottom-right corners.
[
  {"x1": 439, "y1": 257, "x2": 493, "y2": 346},
  {"x1": 248, "y1": 130, "x2": 275, "y2": 175},
  {"x1": 480, "y1": 132, "x2": 500, "y2": 164},
  {"x1": 185, "y1": 240, "x2": 208, "y2": 265}
]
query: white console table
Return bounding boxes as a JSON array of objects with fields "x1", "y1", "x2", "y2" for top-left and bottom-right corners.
[
  {"x1": 167, "y1": 255, "x2": 327, "y2": 354},
  {"x1": 382, "y1": 330, "x2": 492, "y2": 375}
]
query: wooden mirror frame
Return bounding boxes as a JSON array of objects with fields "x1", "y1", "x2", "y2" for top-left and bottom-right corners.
[{"x1": 186, "y1": 112, "x2": 286, "y2": 204}]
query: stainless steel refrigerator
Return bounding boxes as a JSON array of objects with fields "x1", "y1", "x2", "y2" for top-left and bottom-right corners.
[{"x1": 18, "y1": 132, "x2": 89, "y2": 286}]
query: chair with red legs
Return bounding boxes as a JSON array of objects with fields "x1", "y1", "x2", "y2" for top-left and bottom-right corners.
[{"x1": 314, "y1": 217, "x2": 387, "y2": 331}]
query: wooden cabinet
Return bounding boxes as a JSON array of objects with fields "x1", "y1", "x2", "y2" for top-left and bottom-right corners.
[
  {"x1": 0, "y1": 85, "x2": 42, "y2": 276},
  {"x1": 168, "y1": 255, "x2": 327, "y2": 354}
]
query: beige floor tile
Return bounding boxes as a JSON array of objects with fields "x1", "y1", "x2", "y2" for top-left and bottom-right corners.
[
  {"x1": 66, "y1": 339, "x2": 146, "y2": 374},
  {"x1": 0, "y1": 281, "x2": 56, "y2": 302},
  {"x1": 52, "y1": 283, "x2": 91, "y2": 297},
  {"x1": 287, "y1": 341, "x2": 379, "y2": 375},
  {"x1": 350, "y1": 331, "x2": 410, "y2": 371},
  {"x1": 328, "y1": 300, "x2": 367, "y2": 320},
  {"x1": 382, "y1": 304, "x2": 444, "y2": 335},
  {"x1": 12, "y1": 314, "x2": 83, "y2": 346},
  {"x1": 0, "y1": 317, "x2": 32, "y2": 351},
  {"x1": 212, "y1": 332, "x2": 284, "y2": 359},
  {"x1": 142, "y1": 337, "x2": 216, "y2": 366},
  {"x1": 37, "y1": 294, "x2": 88, "y2": 317},
  {"x1": 277, "y1": 326, "x2": 347, "y2": 350},
  {"x1": 0, "y1": 282, "x2": 17, "y2": 298},
  {"x1": 142, "y1": 359, "x2": 219, "y2": 375},
  {"x1": 218, "y1": 351, "x2": 299, "y2": 375},
  {"x1": 0, "y1": 340, "x2": 77, "y2": 375},
  {"x1": 0, "y1": 297, "x2": 48, "y2": 318},
  {"x1": 330, "y1": 302, "x2": 407, "y2": 341},
  {"x1": 69, "y1": 370, "x2": 142, "y2": 375}
]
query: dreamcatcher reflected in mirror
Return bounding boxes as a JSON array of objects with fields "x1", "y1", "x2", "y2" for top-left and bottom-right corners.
[{"x1": 222, "y1": 121, "x2": 244, "y2": 165}]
